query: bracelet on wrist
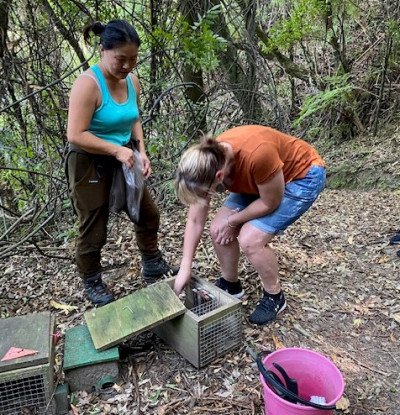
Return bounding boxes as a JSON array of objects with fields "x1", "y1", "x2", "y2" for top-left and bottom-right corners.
[{"x1": 227, "y1": 216, "x2": 237, "y2": 228}]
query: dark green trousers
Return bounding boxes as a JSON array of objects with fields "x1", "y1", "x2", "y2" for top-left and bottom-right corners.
[{"x1": 67, "y1": 152, "x2": 160, "y2": 279}]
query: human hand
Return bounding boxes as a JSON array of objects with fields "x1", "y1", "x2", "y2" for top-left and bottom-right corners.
[
  {"x1": 140, "y1": 153, "x2": 152, "y2": 178},
  {"x1": 174, "y1": 270, "x2": 191, "y2": 296},
  {"x1": 115, "y1": 146, "x2": 135, "y2": 168},
  {"x1": 211, "y1": 216, "x2": 238, "y2": 246}
]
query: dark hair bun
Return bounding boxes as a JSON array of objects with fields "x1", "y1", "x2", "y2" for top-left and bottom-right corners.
[
  {"x1": 83, "y1": 19, "x2": 141, "y2": 49},
  {"x1": 91, "y1": 21, "x2": 106, "y2": 36},
  {"x1": 83, "y1": 21, "x2": 105, "y2": 44}
]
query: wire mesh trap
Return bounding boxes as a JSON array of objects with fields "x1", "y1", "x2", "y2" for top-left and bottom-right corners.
[
  {"x1": 0, "y1": 368, "x2": 54, "y2": 415},
  {"x1": 153, "y1": 275, "x2": 243, "y2": 368},
  {"x1": 185, "y1": 280, "x2": 243, "y2": 365},
  {"x1": 0, "y1": 312, "x2": 56, "y2": 415}
]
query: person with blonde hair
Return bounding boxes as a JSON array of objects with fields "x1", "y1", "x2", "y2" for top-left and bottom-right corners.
[{"x1": 174, "y1": 125, "x2": 326, "y2": 325}]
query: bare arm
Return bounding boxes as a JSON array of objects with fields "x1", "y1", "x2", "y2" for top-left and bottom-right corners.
[
  {"x1": 67, "y1": 74, "x2": 135, "y2": 167},
  {"x1": 174, "y1": 202, "x2": 210, "y2": 294},
  {"x1": 131, "y1": 74, "x2": 152, "y2": 178},
  {"x1": 225, "y1": 169, "x2": 285, "y2": 227}
]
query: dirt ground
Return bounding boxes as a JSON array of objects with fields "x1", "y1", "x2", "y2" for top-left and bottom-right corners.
[{"x1": 1, "y1": 189, "x2": 399, "y2": 415}]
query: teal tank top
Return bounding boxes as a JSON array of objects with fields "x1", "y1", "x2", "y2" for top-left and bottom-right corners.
[{"x1": 88, "y1": 64, "x2": 139, "y2": 146}]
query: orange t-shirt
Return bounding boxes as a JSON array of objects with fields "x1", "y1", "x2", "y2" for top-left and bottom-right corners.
[{"x1": 216, "y1": 125, "x2": 325, "y2": 194}]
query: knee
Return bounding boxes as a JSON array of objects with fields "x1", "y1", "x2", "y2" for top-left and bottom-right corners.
[
  {"x1": 237, "y1": 232, "x2": 265, "y2": 256},
  {"x1": 209, "y1": 221, "x2": 218, "y2": 242}
]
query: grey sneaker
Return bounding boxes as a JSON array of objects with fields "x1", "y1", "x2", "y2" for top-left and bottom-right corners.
[
  {"x1": 249, "y1": 291, "x2": 286, "y2": 325},
  {"x1": 83, "y1": 274, "x2": 114, "y2": 306},
  {"x1": 141, "y1": 252, "x2": 179, "y2": 284}
]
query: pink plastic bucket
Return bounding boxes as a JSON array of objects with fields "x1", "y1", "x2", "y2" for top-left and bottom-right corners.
[{"x1": 260, "y1": 348, "x2": 344, "y2": 415}]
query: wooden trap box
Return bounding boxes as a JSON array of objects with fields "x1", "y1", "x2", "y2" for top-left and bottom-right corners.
[
  {"x1": 153, "y1": 275, "x2": 243, "y2": 368},
  {"x1": 0, "y1": 312, "x2": 56, "y2": 415}
]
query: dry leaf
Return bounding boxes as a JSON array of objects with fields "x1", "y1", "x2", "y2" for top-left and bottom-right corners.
[
  {"x1": 158, "y1": 406, "x2": 166, "y2": 415},
  {"x1": 336, "y1": 396, "x2": 350, "y2": 410},
  {"x1": 49, "y1": 300, "x2": 78, "y2": 314},
  {"x1": 4, "y1": 266, "x2": 14, "y2": 275},
  {"x1": 272, "y1": 334, "x2": 284, "y2": 349}
]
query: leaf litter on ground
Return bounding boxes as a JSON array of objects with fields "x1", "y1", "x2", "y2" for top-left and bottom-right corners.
[{"x1": 0, "y1": 189, "x2": 399, "y2": 414}]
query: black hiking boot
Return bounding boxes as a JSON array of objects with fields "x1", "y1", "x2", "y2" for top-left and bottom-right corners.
[
  {"x1": 215, "y1": 277, "x2": 244, "y2": 299},
  {"x1": 389, "y1": 233, "x2": 400, "y2": 245},
  {"x1": 83, "y1": 273, "x2": 114, "y2": 306},
  {"x1": 249, "y1": 290, "x2": 286, "y2": 325},
  {"x1": 141, "y1": 251, "x2": 179, "y2": 284}
]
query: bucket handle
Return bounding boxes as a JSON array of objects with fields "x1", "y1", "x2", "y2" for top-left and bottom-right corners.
[{"x1": 246, "y1": 345, "x2": 337, "y2": 410}]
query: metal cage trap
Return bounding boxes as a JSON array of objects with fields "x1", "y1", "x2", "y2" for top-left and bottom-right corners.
[
  {"x1": 0, "y1": 312, "x2": 55, "y2": 415},
  {"x1": 153, "y1": 275, "x2": 243, "y2": 368},
  {"x1": 0, "y1": 367, "x2": 54, "y2": 415}
]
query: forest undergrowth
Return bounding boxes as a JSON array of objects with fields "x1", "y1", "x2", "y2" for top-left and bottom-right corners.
[{"x1": 0, "y1": 125, "x2": 399, "y2": 415}]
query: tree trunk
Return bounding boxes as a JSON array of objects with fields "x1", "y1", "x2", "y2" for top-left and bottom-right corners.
[
  {"x1": 209, "y1": 0, "x2": 264, "y2": 123},
  {"x1": 40, "y1": 0, "x2": 88, "y2": 68},
  {"x1": 178, "y1": 0, "x2": 207, "y2": 135},
  {"x1": 149, "y1": 0, "x2": 161, "y2": 111},
  {"x1": 0, "y1": 0, "x2": 9, "y2": 59}
]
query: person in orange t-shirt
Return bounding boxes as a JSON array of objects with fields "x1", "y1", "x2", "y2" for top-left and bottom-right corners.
[{"x1": 174, "y1": 125, "x2": 326, "y2": 325}]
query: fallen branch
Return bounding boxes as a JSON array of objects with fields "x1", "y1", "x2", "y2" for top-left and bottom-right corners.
[
  {"x1": 31, "y1": 241, "x2": 72, "y2": 261},
  {"x1": 128, "y1": 356, "x2": 141, "y2": 415},
  {"x1": 0, "y1": 213, "x2": 54, "y2": 258}
]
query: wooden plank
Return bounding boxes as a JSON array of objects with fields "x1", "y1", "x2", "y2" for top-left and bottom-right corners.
[
  {"x1": 63, "y1": 325, "x2": 119, "y2": 371},
  {"x1": 85, "y1": 282, "x2": 186, "y2": 351},
  {"x1": 0, "y1": 312, "x2": 52, "y2": 373}
]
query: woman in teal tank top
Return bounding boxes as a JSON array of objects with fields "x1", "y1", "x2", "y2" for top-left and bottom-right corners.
[
  {"x1": 88, "y1": 63, "x2": 140, "y2": 146},
  {"x1": 66, "y1": 20, "x2": 177, "y2": 306}
]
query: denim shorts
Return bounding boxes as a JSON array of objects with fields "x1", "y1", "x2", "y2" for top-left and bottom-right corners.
[{"x1": 223, "y1": 166, "x2": 326, "y2": 235}]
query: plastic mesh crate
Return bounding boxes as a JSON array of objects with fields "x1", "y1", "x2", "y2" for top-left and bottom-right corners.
[
  {"x1": 0, "y1": 312, "x2": 55, "y2": 415},
  {"x1": 153, "y1": 275, "x2": 242, "y2": 368}
]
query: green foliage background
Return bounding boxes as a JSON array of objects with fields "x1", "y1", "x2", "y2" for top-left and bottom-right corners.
[{"x1": 0, "y1": 0, "x2": 399, "y2": 249}]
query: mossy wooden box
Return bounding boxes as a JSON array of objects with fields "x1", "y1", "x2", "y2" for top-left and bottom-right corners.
[
  {"x1": 63, "y1": 325, "x2": 120, "y2": 392},
  {"x1": 0, "y1": 312, "x2": 56, "y2": 415},
  {"x1": 153, "y1": 275, "x2": 243, "y2": 368}
]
